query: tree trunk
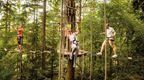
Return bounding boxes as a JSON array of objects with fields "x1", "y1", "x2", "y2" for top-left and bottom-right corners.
[
  {"x1": 5, "y1": 0, "x2": 8, "y2": 44},
  {"x1": 66, "y1": 0, "x2": 76, "y2": 80},
  {"x1": 67, "y1": 59, "x2": 75, "y2": 80},
  {"x1": 5, "y1": 0, "x2": 8, "y2": 33},
  {"x1": 42, "y1": 0, "x2": 46, "y2": 69}
]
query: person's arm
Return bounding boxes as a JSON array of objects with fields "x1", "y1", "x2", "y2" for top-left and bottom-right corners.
[
  {"x1": 69, "y1": 35, "x2": 73, "y2": 45},
  {"x1": 113, "y1": 31, "x2": 116, "y2": 36},
  {"x1": 112, "y1": 27, "x2": 116, "y2": 37},
  {"x1": 100, "y1": 32, "x2": 105, "y2": 35},
  {"x1": 75, "y1": 29, "x2": 79, "y2": 35}
]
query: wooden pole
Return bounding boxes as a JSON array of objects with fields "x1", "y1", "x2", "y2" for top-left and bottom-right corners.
[
  {"x1": 5, "y1": 0, "x2": 8, "y2": 33},
  {"x1": 67, "y1": 59, "x2": 75, "y2": 80},
  {"x1": 20, "y1": 51, "x2": 23, "y2": 80},
  {"x1": 79, "y1": 0, "x2": 82, "y2": 22},
  {"x1": 79, "y1": 0, "x2": 82, "y2": 79},
  {"x1": 59, "y1": 0, "x2": 64, "y2": 79},
  {"x1": 109, "y1": 46, "x2": 113, "y2": 80},
  {"x1": 81, "y1": 54, "x2": 85, "y2": 80},
  {"x1": 42, "y1": 0, "x2": 46, "y2": 70},
  {"x1": 67, "y1": 0, "x2": 76, "y2": 80},
  {"x1": 104, "y1": 0, "x2": 107, "y2": 80},
  {"x1": 81, "y1": 36, "x2": 85, "y2": 80},
  {"x1": 90, "y1": 9, "x2": 93, "y2": 80}
]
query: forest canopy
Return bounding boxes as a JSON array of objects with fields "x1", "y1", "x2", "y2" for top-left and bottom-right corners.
[{"x1": 0, "y1": 0, "x2": 144, "y2": 80}]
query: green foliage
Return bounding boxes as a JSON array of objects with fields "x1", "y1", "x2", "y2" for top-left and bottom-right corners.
[{"x1": 0, "y1": 0, "x2": 144, "y2": 80}]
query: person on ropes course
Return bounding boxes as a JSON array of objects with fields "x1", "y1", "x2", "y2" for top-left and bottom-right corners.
[
  {"x1": 16, "y1": 25, "x2": 24, "y2": 51},
  {"x1": 97, "y1": 23, "x2": 117, "y2": 58},
  {"x1": 69, "y1": 28, "x2": 79, "y2": 60}
]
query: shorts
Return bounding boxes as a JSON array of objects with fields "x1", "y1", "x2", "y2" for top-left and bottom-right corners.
[
  {"x1": 108, "y1": 37, "x2": 114, "y2": 41},
  {"x1": 17, "y1": 36, "x2": 23, "y2": 45}
]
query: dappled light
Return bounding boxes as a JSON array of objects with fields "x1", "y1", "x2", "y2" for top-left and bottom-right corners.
[{"x1": 0, "y1": 0, "x2": 144, "y2": 80}]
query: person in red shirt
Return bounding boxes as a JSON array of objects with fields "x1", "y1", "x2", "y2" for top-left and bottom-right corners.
[{"x1": 16, "y1": 25, "x2": 24, "y2": 50}]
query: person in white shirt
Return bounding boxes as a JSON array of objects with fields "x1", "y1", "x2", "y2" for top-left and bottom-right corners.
[
  {"x1": 69, "y1": 29, "x2": 79, "y2": 60},
  {"x1": 97, "y1": 23, "x2": 117, "y2": 58}
]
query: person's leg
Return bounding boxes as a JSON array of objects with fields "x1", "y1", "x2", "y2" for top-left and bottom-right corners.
[
  {"x1": 72, "y1": 47, "x2": 77, "y2": 55},
  {"x1": 109, "y1": 40, "x2": 117, "y2": 57},
  {"x1": 64, "y1": 36, "x2": 67, "y2": 49},
  {"x1": 100, "y1": 39, "x2": 107, "y2": 53},
  {"x1": 20, "y1": 36, "x2": 23, "y2": 45},
  {"x1": 19, "y1": 36, "x2": 23, "y2": 45},
  {"x1": 97, "y1": 39, "x2": 107, "y2": 55},
  {"x1": 17, "y1": 36, "x2": 22, "y2": 52},
  {"x1": 70, "y1": 45, "x2": 77, "y2": 60},
  {"x1": 73, "y1": 47, "x2": 78, "y2": 67},
  {"x1": 17, "y1": 36, "x2": 20, "y2": 44}
]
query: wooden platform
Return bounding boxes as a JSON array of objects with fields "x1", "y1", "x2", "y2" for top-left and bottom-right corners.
[
  {"x1": 62, "y1": 49, "x2": 87, "y2": 57},
  {"x1": 29, "y1": 50, "x2": 51, "y2": 53}
]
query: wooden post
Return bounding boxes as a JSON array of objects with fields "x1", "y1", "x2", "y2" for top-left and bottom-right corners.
[
  {"x1": 18, "y1": 51, "x2": 23, "y2": 80},
  {"x1": 90, "y1": 8, "x2": 93, "y2": 80},
  {"x1": 42, "y1": 0, "x2": 46, "y2": 70},
  {"x1": 67, "y1": 59, "x2": 75, "y2": 80},
  {"x1": 59, "y1": 0, "x2": 64, "y2": 79},
  {"x1": 109, "y1": 45, "x2": 113, "y2": 80},
  {"x1": 104, "y1": 0, "x2": 107, "y2": 80},
  {"x1": 66, "y1": 0, "x2": 76, "y2": 80}
]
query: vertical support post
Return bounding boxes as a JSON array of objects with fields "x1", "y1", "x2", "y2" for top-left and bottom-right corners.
[
  {"x1": 59, "y1": 0, "x2": 64, "y2": 79},
  {"x1": 67, "y1": 59, "x2": 75, "y2": 80},
  {"x1": 20, "y1": 51, "x2": 23, "y2": 80},
  {"x1": 81, "y1": 54, "x2": 85, "y2": 80},
  {"x1": 51, "y1": 25, "x2": 55, "y2": 80},
  {"x1": 79, "y1": 0, "x2": 82, "y2": 22},
  {"x1": 79, "y1": 0, "x2": 82, "y2": 79},
  {"x1": 5, "y1": 0, "x2": 8, "y2": 34},
  {"x1": 67, "y1": 0, "x2": 76, "y2": 80},
  {"x1": 42, "y1": 0, "x2": 46, "y2": 69},
  {"x1": 78, "y1": 0, "x2": 82, "y2": 32},
  {"x1": 90, "y1": 10, "x2": 93, "y2": 80},
  {"x1": 109, "y1": 45, "x2": 113, "y2": 80},
  {"x1": 81, "y1": 30, "x2": 85, "y2": 80},
  {"x1": 104, "y1": 0, "x2": 107, "y2": 80}
]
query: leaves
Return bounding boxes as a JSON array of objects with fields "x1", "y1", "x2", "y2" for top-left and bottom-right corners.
[{"x1": 0, "y1": 0, "x2": 144, "y2": 80}]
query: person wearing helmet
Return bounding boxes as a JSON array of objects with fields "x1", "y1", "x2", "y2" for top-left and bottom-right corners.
[{"x1": 69, "y1": 29, "x2": 79, "y2": 60}]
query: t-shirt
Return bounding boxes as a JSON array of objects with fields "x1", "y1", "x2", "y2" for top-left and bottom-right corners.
[
  {"x1": 69, "y1": 33, "x2": 77, "y2": 48},
  {"x1": 106, "y1": 27, "x2": 115, "y2": 38},
  {"x1": 17, "y1": 27, "x2": 24, "y2": 37}
]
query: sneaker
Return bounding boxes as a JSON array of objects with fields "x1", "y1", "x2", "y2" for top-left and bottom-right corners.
[
  {"x1": 112, "y1": 54, "x2": 117, "y2": 58},
  {"x1": 97, "y1": 52, "x2": 102, "y2": 56},
  {"x1": 128, "y1": 57, "x2": 132, "y2": 60}
]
